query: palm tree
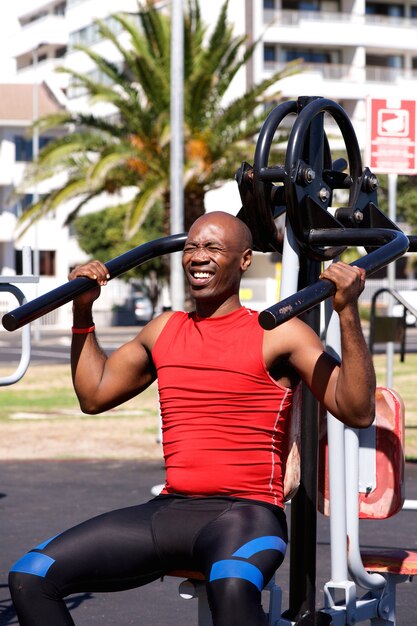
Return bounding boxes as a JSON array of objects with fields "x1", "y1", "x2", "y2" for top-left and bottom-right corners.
[{"x1": 19, "y1": 0, "x2": 298, "y2": 237}]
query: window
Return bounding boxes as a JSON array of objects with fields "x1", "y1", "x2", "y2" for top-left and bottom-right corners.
[
  {"x1": 366, "y1": 2, "x2": 404, "y2": 16},
  {"x1": 55, "y1": 46, "x2": 67, "y2": 59},
  {"x1": 283, "y1": 47, "x2": 341, "y2": 64},
  {"x1": 14, "y1": 136, "x2": 54, "y2": 162},
  {"x1": 15, "y1": 250, "x2": 56, "y2": 276},
  {"x1": 264, "y1": 0, "x2": 275, "y2": 8},
  {"x1": 366, "y1": 53, "x2": 404, "y2": 68},
  {"x1": 54, "y1": 2, "x2": 66, "y2": 15},
  {"x1": 40, "y1": 251, "x2": 56, "y2": 276},
  {"x1": 12, "y1": 194, "x2": 33, "y2": 218},
  {"x1": 264, "y1": 44, "x2": 277, "y2": 62},
  {"x1": 14, "y1": 136, "x2": 33, "y2": 162},
  {"x1": 282, "y1": 0, "x2": 340, "y2": 9},
  {"x1": 299, "y1": 0, "x2": 320, "y2": 10},
  {"x1": 69, "y1": 22, "x2": 101, "y2": 49},
  {"x1": 69, "y1": 14, "x2": 130, "y2": 51}
]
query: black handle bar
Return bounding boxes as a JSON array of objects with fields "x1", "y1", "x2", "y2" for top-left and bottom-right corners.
[
  {"x1": 2, "y1": 233, "x2": 187, "y2": 332},
  {"x1": 259, "y1": 229, "x2": 409, "y2": 330}
]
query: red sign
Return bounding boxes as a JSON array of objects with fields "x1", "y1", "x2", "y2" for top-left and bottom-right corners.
[{"x1": 366, "y1": 98, "x2": 417, "y2": 174}]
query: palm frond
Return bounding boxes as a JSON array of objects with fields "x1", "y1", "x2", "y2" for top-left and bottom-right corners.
[
  {"x1": 22, "y1": 0, "x2": 295, "y2": 239},
  {"x1": 126, "y1": 179, "x2": 166, "y2": 238},
  {"x1": 100, "y1": 12, "x2": 171, "y2": 110},
  {"x1": 88, "y1": 147, "x2": 139, "y2": 183},
  {"x1": 35, "y1": 111, "x2": 75, "y2": 133},
  {"x1": 136, "y1": 1, "x2": 170, "y2": 61}
]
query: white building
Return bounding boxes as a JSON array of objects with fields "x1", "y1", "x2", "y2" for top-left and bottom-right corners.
[
  {"x1": 0, "y1": 82, "x2": 80, "y2": 324},
  {"x1": 0, "y1": 0, "x2": 416, "y2": 326},
  {"x1": 201, "y1": 0, "x2": 417, "y2": 146}
]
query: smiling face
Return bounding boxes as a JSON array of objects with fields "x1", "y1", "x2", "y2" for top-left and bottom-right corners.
[{"x1": 182, "y1": 212, "x2": 253, "y2": 316}]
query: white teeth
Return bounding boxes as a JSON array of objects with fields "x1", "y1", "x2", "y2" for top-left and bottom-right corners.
[{"x1": 194, "y1": 272, "x2": 211, "y2": 279}]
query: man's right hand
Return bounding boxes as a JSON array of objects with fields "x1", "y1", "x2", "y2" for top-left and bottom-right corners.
[{"x1": 68, "y1": 260, "x2": 110, "y2": 308}]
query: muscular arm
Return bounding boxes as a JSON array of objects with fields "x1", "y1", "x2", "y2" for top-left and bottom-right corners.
[
  {"x1": 68, "y1": 260, "x2": 169, "y2": 414},
  {"x1": 71, "y1": 327, "x2": 157, "y2": 414},
  {"x1": 265, "y1": 262, "x2": 375, "y2": 428},
  {"x1": 331, "y1": 299, "x2": 375, "y2": 427},
  {"x1": 286, "y1": 316, "x2": 375, "y2": 428},
  {"x1": 321, "y1": 262, "x2": 375, "y2": 427}
]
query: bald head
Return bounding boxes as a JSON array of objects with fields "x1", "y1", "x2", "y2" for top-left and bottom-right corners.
[
  {"x1": 182, "y1": 211, "x2": 253, "y2": 315},
  {"x1": 188, "y1": 211, "x2": 253, "y2": 252}
]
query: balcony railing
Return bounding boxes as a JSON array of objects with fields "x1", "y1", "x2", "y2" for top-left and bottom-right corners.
[
  {"x1": 366, "y1": 65, "x2": 417, "y2": 81},
  {"x1": 264, "y1": 61, "x2": 417, "y2": 85},
  {"x1": 264, "y1": 9, "x2": 417, "y2": 29}
]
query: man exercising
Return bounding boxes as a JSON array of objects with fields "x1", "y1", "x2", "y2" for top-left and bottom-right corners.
[{"x1": 9, "y1": 211, "x2": 375, "y2": 626}]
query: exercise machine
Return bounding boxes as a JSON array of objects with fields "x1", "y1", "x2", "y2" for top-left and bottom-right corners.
[{"x1": 3, "y1": 95, "x2": 417, "y2": 625}]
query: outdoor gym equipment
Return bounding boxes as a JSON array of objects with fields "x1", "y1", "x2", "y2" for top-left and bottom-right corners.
[
  {"x1": 245, "y1": 95, "x2": 416, "y2": 625},
  {"x1": 3, "y1": 95, "x2": 417, "y2": 625},
  {"x1": 0, "y1": 247, "x2": 38, "y2": 386}
]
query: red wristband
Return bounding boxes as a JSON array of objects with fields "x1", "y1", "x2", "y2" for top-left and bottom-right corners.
[{"x1": 72, "y1": 325, "x2": 95, "y2": 334}]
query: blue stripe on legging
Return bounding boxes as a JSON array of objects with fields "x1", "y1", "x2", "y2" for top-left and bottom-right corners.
[
  {"x1": 232, "y1": 535, "x2": 287, "y2": 559},
  {"x1": 209, "y1": 559, "x2": 264, "y2": 591},
  {"x1": 35, "y1": 534, "x2": 60, "y2": 551},
  {"x1": 10, "y1": 552, "x2": 55, "y2": 578}
]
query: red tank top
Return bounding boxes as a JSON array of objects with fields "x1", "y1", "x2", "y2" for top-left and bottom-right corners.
[{"x1": 152, "y1": 307, "x2": 293, "y2": 507}]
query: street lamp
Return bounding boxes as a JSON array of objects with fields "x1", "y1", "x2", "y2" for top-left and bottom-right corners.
[
  {"x1": 169, "y1": 0, "x2": 185, "y2": 311},
  {"x1": 32, "y1": 43, "x2": 45, "y2": 340},
  {"x1": 32, "y1": 45, "x2": 42, "y2": 278}
]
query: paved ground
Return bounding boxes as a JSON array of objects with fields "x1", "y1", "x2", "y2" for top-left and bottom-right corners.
[{"x1": 1, "y1": 460, "x2": 417, "y2": 625}]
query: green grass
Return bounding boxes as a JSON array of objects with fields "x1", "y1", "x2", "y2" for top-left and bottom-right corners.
[
  {"x1": 374, "y1": 353, "x2": 417, "y2": 423},
  {"x1": 1, "y1": 356, "x2": 416, "y2": 458},
  {"x1": 0, "y1": 366, "x2": 76, "y2": 419},
  {"x1": 374, "y1": 352, "x2": 417, "y2": 459},
  {"x1": 0, "y1": 364, "x2": 159, "y2": 422},
  {"x1": 0, "y1": 389, "x2": 77, "y2": 414}
]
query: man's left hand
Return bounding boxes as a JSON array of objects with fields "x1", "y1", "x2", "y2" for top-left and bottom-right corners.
[{"x1": 320, "y1": 261, "x2": 365, "y2": 313}]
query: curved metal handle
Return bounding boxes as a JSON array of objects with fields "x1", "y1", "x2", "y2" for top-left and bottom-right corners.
[
  {"x1": 253, "y1": 99, "x2": 297, "y2": 176},
  {"x1": 283, "y1": 98, "x2": 364, "y2": 262},
  {"x1": 0, "y1": 285, "x2": 31, "y2": 384},
  {"x1": 2, "y1": 233, "x2": 187, "y2": 332},
  {"x1": 259, "y1": 229, "x2": 409, "y2": 329}
]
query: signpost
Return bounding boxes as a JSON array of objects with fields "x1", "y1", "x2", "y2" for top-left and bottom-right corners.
[
  {"x1": 366, "y1": 97, "x2": 417, "y2": 175},
  {"x1": 366, "y1": 97, "x2": 417, "y2": 386}
]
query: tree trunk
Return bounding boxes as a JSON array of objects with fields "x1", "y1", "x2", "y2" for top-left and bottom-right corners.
[
  {"x1": 184, "y1": 185, "x2": 206, "y2": 231},
  {"x1": 162, "y1": 185, "x2": 206, "y2": 233}
]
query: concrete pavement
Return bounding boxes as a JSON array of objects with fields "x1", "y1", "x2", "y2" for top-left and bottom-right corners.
[{"x1": 2, "y1": 460, "x2": 417, "y2": 625}]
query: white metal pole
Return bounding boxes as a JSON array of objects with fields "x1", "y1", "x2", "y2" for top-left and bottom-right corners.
[
  {"x1": 32, "y1": 47, "x2": 41, "y2": 340},
  {"x1": 169, "y1": 0, "x2": 185, "y2": 311},
  {"x1": 280, "y1": 224, "x2": 300, "y2": 299},
  {"x1": 324, "y1": 310, "x2": 349, "y2": 583},
  {"x1": 386, "y1": 172, "x2": 398, "y2": 387},
  {"x1": 32, "y1": 49, "x2": 40, "y2": 277}
]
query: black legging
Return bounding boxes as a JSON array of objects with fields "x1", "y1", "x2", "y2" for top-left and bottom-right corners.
[{"x1": 9, "y1": 495, "x2": 288, "y2": 626}]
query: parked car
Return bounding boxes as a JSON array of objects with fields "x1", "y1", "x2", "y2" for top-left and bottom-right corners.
[{"x1": 133, "y1": 294, "x2": 153, "y2": 323}]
